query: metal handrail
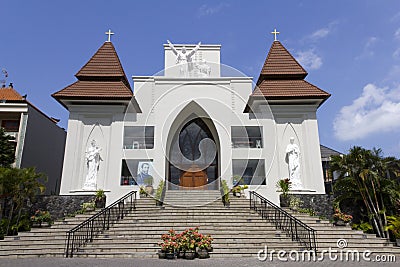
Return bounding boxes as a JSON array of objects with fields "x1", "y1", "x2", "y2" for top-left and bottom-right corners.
[
  {"x1": 249, "y1": 191, "x2": 317, "y2": 251},
  {"x1": 65, "y1": 190, "x2": 137, "y2": 257}
]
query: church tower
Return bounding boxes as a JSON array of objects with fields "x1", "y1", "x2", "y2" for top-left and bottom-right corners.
[{"x1": 53, "y1": 38, "x2": 141, "y2": 200}]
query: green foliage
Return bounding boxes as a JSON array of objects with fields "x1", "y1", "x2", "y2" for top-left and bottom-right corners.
[
  {"x1": 221, "y1": 180, "x2": 230, "y2": 204},
  {"x1": 81, "y1": 201, "x2": 95, "y2": 212},
  {"x1": 139, "y1": 186, "x2": 147, "y2": 195},
  {"x1": 276, "y1": 178, "x2": 291, "y2": 198},
  {"x1": 0, "y1": 167, "x2": 46, "y2": 235},
  {"x1": 352, "y1": 221, "x2": 374, "y2": 234},
  {"x1": 289, "y1": 196, "x2": 303, "y2": 209},
  {"x1": 331, "y1": 146, "x2": 400, "y2": 238},
  {"x1": 0, "y1": 127, "x2": 15, "y2": 167},
  {"x1": 155, "y1": 181, "x2": 164, "y2": 201},
  {"x1": 232, "y1": 185, "x2": 248, "y2": 194},
  {"x1": 297, "y1": 208, "x2": 316, "y2": 216},
  {"x1": 385, "y1": 216, "x2": 400, "y2": 239},
  {"x1": 95, "y1": 189, "x2": 105, "y2": 200},
  {"x1": 30, "y1": 210, "x2": 52, "y2": 224}
]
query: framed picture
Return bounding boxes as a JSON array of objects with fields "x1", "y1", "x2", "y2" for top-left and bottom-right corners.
[{"x1": 136, "y1": 161, "x2": 154, "y2": 186}]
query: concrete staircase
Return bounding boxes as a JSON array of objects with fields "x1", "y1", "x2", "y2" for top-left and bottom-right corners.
[
  {"x1": 1, "y1": 191, "x2": 399, "y2": 259},
  {"x1": 283, "y1": 208, "x2": 400, "y2": 255},
  {"x1": 73, "y1": 191, "x2": 301, "y2": 258},
  {"x1": 0, "y1": 211, "x2": 98, "y2": 258}
]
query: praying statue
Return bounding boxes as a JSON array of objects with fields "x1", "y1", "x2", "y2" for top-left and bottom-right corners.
[
  {"x1": 167, "y1": 40, "x2": 201, "y2": 77},
  {"x1": 285, "y1": 137, "x2": 302, "y2": 189},
  {"x1": 83, "y1": 139, "x2": 102, "y2": 190}
]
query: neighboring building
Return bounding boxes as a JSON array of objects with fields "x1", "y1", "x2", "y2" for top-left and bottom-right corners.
[
  {"x1": 53, "y1": 38, "x2": 330, "y2": 205},
  {"x1": 320, "y1": 144, "x2": 342, "y2": 194},
  {"x1": 0, "y1": 84, "x2": 66, "y2": 194}
]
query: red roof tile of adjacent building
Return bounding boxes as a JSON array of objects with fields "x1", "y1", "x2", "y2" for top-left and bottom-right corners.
[
  {"x1": 52, "y1": 41, "x2": 133, "y2": 101},
  {"x1": 257, "y1": 41, "x2": 307, "y2": 82},
  {"x1": 0, "y1": 87, "x2": 24, "y2": 101},
  {"x1": 254, "y1": 80, "x2": 330, "y2": 99}
]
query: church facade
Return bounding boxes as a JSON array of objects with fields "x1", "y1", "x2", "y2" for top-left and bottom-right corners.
[{"x1": 52, "y1": 37, "x2": 330, "y2": 205}]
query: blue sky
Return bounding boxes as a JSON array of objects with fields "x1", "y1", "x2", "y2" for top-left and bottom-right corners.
[{"x1": 1, "y1": 0, "x2": 400, "y2": 157}]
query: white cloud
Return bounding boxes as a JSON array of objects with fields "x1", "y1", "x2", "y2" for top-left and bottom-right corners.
[
  {"x1": 310, "y1": 28, "x2": 330, "y2": 40},
  {"x1": 333, "y1": 83, "x2": 400, "y2": 141},
  {"x1": 306, "y1": 21, "x2": 339, "y2": 42},
  {"x1": 356, "y1": 37, "x2": 378, "y2": 59},
  {"x1": 393, "y1": 48, "x2": 400, "y2": 59},
  {"x1": 395, "y1": 28, "x2": 400, "y2": 40},
  {"x1": 295, "y1": 49, "x2": 322, "y2": 70},
  {"x1": 198, "y1": 3, "x2": 229, "y2": 17}
]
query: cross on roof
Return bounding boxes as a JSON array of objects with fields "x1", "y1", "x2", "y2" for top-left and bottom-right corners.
[
  {"x1": 105, "y1": 29, "x2": 114, "y2": 42},
  {"x1": 271, "y1": 28, "x2": 280, "y2": 41}
]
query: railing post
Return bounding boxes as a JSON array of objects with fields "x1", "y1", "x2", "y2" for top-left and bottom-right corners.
[
  {"x1": 249, "y1": 192, "x2": 252, "y2": 210},
  {"x1": 107, "y1": 208, "x2": 111, "y2": 230},
  {"x1": 65, "y1": 232, "x2": 71, "y2": 257}
]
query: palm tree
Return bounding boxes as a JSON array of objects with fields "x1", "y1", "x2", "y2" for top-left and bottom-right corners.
[{"x1": 331, "y1": 146, "x2": 400, "y2": 238}]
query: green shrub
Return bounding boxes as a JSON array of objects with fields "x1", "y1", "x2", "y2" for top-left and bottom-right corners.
[
  {"x1": 155, "y1": 181, "x2": 164, "y2": 201},
  {"x1": 352, "y1": 221, "x2": 374, "y2": 234}
]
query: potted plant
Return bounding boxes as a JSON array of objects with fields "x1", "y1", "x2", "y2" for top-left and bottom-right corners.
[
  {"x1": 197, "y1": 234, "x2": 213, "y2": 259},
  {"x1": 159, "y1": 229, "x2": 178, "y2": 259},
  {"x1": 276, "y1": 178, "x2": 291, "y2": 207},
  {"x1": 155, "y1": 181, "x2": 164, "y2": 206},
  {"x1": 30, "y1": 210, "x2": 52, "y2": 227},
  {"x1": 94, "y1": 189, "x2": 106, "y2": 209},
  {"x1": 385, "y1": 215, "x2": 400, "y2": 246},
  {"x1": 333, "y1": 209, "x2": 353, "y2": 226},
  {"x1": 232, "y1": 186, "x2": 241, "y2": 197},
  {"x1": 144, "y1": 177, "x2": 154, "y2": 195},
  {"x1": 221, "y1": 180, "x2": 230, "y2": 207},
  {"x1": 139, "y1": 186, "x2": 147, "y2": 197}
]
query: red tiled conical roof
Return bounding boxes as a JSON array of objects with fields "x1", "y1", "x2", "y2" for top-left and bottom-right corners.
[
  {"x1": 52, "y1": 42, "x2": 133, "y2": 102},
  {"x1": 249, "y1": 40, "x2": 330, "y2": 103},
  {"x1": 257, "y1": 41, "x2": 307, "y2": 83},
  {"x1": 75, "y1": 42, "x2": 127, "y2": 78}
]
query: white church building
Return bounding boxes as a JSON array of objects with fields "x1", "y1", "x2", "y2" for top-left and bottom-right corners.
[{"x1": 52, "y1": 34, "x2": 330, "y2": 205}]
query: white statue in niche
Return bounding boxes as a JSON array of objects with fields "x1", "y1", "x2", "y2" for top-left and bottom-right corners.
[
  {"x1": 83, "y1": 139, "x2": 102, "y2": 190},
  {"x1": 285, "y1": 137, "x2": 302, "y2": 189},
  {"x1": 167, "y1": 40, "x2": 201, "y2": 77}
]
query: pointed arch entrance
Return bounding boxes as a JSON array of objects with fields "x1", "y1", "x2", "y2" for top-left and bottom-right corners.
[{"x1": 167, "y1": 107, "x2": 220, "y2": 190}]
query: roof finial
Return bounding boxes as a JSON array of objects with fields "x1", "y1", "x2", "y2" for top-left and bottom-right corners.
[
  {"x1": 105, "y1": 29, "x2": 114, "y2": 42},
  {"x1": 271, "y1": 28, "x2": 280, "y2": 41}
]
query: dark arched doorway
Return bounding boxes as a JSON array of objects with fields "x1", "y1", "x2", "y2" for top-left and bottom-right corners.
[{"x1": 168, "y1": 117, "x2": 218, "y2": 190}]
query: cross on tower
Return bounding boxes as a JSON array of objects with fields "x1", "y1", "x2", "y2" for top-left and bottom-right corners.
[
  {"x1": 105, "y1": 29, "x2": 114, "y2": 42},
  {"x1": 271, "y1": 28, "x2": 280, "y2": 41}
]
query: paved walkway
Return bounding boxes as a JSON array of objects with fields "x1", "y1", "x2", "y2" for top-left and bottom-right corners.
[{"x1": 0, "y1": 257, "x2": 398, "y2": 267}]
